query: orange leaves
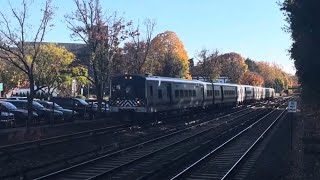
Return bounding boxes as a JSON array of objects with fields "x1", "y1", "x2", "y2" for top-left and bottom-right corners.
[
  {"x1": 147, "y1": 31, "x2": 191, "y2": 79},
  {"x1": 240, "y1": 71, "x2": 264, "y2": 86},
  {"x1": 219, "y1": 52, "x2": 248, "y2": 83}
]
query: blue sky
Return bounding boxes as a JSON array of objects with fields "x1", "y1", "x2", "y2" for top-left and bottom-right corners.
[{"x1": 1, "y1": 0, "x2": 295, "y2": 74}]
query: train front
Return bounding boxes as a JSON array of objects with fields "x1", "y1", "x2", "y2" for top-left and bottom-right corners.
[{"x1": 109, "y1": 75, "x2": 147, "y2": 121}]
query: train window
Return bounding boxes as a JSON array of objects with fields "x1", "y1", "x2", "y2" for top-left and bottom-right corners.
[
  {"x1": 189, "y1": 90, "x2": 192, "y2": 97},
  {"x1": 180, "y1": 90, "x2": 184, "y2": 97},
  {"x1": 175, "y1": 90, "x2": 179, "y2": 98},
  {"x1": 149, "y1": 86, "x2": 153, "y2": 97},
  {"x1": 193, "y1": 90, "x2": 196, "y2": 97},
  {"x1": 158, "y1": 89, "x2": 162, "y2": 99},
  {"x1": 184, "y1": 90, "x2": 188, "y2": 97},
  {"x1": 207, "y1": 90, "x2": 209, "y2": 96},
  {"x1": 167, "y1": 86, "x2": 171, "y2": 98},
  {"x1": 214, "y1": 90, "x2": 219, "y2": 96}
]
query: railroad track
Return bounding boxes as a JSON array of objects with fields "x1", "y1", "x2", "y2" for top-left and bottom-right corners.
[
  {"x1": 0, "y1": 104, "x2": 247, "y2": 160},
  {"x1": 170, "y1": 103, "x2": 288, "y2": 179},
  {"x1": 0, "y1": 124, "x2": 129, "y2": 159},
  {"x1": 1, "y1": 105, "x2": 251, "y2": 179},
  {"x1": 33, "y1": 107, "x2": 267, "y2": 179},
  {"x1": 0, "y1": 98, "x2": 287, "y2": 179}
]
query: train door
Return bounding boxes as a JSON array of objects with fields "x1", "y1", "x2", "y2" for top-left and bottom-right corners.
[
  {"x1": 147, "y1": 82, "x2": 154, "y2": 110},
  {"x1": 212, "y1": 83, "x2": 215, "y2": 105},
  {"x1": 201, "y1": 85, "x2": 205, "y2": 104},
  {"x1": 166, "y1": 83, "x2": 172, "y2": 105},
  {"x1": 221, "y1": 86, "x2": 224, "y2": 103}
]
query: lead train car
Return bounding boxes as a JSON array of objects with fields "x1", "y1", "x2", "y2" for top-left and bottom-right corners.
[
  {"x1": 110, "y1": 75, "x2": 205, "y2": 120},
  {"x1": 110, "y1": 74, "x2": 275, "y2": 121}
]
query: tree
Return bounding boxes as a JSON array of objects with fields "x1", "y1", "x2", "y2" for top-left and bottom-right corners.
[
  {"x1": 66, "y1": 0, "x2": 130, "y2": 110},
  {"x1": 194, "y1": 48, "x2": 221, "y2": 81},
  {"x1": 288, "y1": 75, "x2": 299, "y2": 88},
  {"x1": 281, "y1": 0, "x2": 320, "y2": 103},
  {"x1": 256, "y1": 61, "x2": 290, "y2": 92},
  {"x1": 34, "y1": 44, "x2": 89, "y2": 96},
  {"x1": 219, "y1": 53, "x2": 248, "y2": 83},
  {"x1": 121, "y1": 19, "x2": 156, "y2": 74},
  {"x1": 147, "y1": 31, "x2": 191, "y2": 79},
  {"x1": 0, "y1": 0, "x2": 54, "y2": 126},
  {"x1": 256, "y1": 61, "x2": 276, "y2": 88},
  {"x1": 240, "y1": 71, "x2": 264, "y2": 86},
  {"x1": 245, "y1": 58, "x2": 261, "y2": 73},
  {"x1": 0, "y1": 61, "x2": 26, "y2": 96}
]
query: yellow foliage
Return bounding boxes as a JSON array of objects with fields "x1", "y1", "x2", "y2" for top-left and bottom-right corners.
[{"x1": 147, "y1": 31, "x2": 191, "y2": 79}]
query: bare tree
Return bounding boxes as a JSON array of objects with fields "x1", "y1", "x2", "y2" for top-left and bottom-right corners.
[
  {"x1": 123, "y1": 19, "x2": 156, "y2": 74},
  {"x1": 65, "y1": 0, "x2": 130, "y2": 111},
  {"x1": 196, "y1": 48, "x2": 221, "y2": 81},
  {"x1": 0, "y1": 0, "x2": 54, "y2": 127}
]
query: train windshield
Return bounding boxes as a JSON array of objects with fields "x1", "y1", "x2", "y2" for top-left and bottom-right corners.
[{"x1": 111, "y1": 76, "x2": 145, "y2": 100}]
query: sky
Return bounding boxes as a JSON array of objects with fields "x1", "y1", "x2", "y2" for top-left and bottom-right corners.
[{"x1": 0, "y1": 0, "x2": 295, "y2": 74}]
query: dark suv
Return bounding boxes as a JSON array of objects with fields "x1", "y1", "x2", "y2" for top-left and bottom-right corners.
[
  {"x1": 0, "y1": 101, "x2": 38, "y2": 125},
  {"x1": 36, "y1": 100, "x2": 78, "y2": 121},
  {"x1": 50, "y1": 97, "x2": 95, "y2": 120},
  {"x1": 6, "y1": 100, "x2": 64, "y2": 123}
]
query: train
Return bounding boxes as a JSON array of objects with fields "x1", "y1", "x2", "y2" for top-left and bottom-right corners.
[{"x1": 109, "y1": 74, "x2": 275, "y2": 121}]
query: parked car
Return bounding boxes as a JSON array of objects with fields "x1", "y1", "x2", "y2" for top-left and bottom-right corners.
[
  {"x1": 0, "y1": 101, "x2": 38, "y2": 125},
  {"x1": 0, "y1": 112, "x2": 15, "y2": 128},
  {"x1": 6, "y1": 100, "x2": 64, "y2": 123},
  {"x1": 50, "y1": 97, "x2": 95, "y2": 120},
  {"x1": 36, "y1": 100, "x2": 78, "y2": 121},
  {"x1": 85, "y1": 100, "x2": 110, "y2": 115},
  {"x1": 7, "y1": 96, "x2": 28, "y2": 100}
]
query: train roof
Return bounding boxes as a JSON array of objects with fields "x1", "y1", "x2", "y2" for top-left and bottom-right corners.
[
  {"x1": 146, "y1": 76, "x2": 205, "y2": 84},
  {"x1": 112, "y1": 75, "x2": 275, "y2": 90},
  {"x1": 112, "y1": 74, "x2": 205, "y2": 84},
  {"x1": 212, "y1": 82, "x2": 239, "y2": 87}
]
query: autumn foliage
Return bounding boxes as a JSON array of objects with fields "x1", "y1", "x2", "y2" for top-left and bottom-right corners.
[
  {"x1": 219, "y1": 53, "x2": 248, "y2": 84},
  {"x1": 240, "y1": 71, "x2": 264, "y2": 86},
  {"x1": 146, "y1": 31, "x2": 191, "y2": 79}
]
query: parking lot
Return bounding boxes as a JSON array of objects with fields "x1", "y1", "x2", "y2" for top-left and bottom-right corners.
[{"x1": 0, "y1": 97, "x2": 110, "y2": 128}]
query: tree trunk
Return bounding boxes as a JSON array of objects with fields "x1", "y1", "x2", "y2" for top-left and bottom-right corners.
[
  {"x1": 95, "y1": 82, "x2": 103, "y2": 113},
  {"x1": 92, "y1": 62, "x2": 102, "y2": 113},
  {"x1": 27, "y1": 74, "x2": 35, "y2": 128}
]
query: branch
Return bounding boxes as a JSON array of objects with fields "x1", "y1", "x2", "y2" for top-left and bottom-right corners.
[{"x1": 31, "y1": 0, "x2": 54, "y2": 70}]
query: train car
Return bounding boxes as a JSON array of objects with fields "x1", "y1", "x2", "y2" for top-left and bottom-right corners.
[
  {"x1": 203, "y1": 82, "x2": 214, "y2": 108},
  {"x1": 253, "y1": 86, "x2": 260, "y2": 101},
  {"x1": 243, "y1": 85, "x2": 254, "y2": 103},
  {"x1": 110, "y1": 74, "x2": 276, "y2": 121},
  {"x1": 109, "y1": 74, "x2": 206, "y2": 121},
  {"x1": 213, "y1": 83, "x2": 238, "y2": 106},
  {"x1": 265, "y1": 88, "x2": 275, "y2": 100},
  {"x1": 235, "y1": 85, "x2": 245, "y2": 104},
  {"x1": 213, "y1": 83, "x2": 223, "y2": 105},
  {"x1": 260, "y1": 87, "x2": 266, "y2": 100}
]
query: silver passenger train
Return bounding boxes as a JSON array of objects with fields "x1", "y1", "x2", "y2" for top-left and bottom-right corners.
[{"x1": 109, "y1": 74, "x2": 275, "y2": 121}]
